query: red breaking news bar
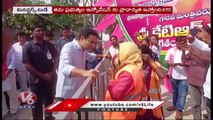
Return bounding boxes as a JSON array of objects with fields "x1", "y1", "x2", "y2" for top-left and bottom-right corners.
[{"x1": 52, "y1": 6, "x2": 173, "y2": 14}]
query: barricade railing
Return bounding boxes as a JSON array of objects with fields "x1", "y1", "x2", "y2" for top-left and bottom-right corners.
[{"x1": 55, "y1": 55, "x2": 110, "y2": 120}]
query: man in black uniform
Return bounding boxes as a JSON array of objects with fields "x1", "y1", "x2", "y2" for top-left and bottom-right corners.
[{"x1": 22, "y1": 25, "x2": 58, "y2": 120}]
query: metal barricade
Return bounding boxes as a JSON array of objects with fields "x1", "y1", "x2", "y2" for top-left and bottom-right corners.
[{"x1": 55, "y1": 56, "x2": 110, "y2": 120}]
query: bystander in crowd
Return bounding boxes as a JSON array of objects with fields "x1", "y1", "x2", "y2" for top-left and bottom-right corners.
[
  {"x1": 150, "y1": 35, "x2": 161, "y2": 61},
  {"x1": 13, "y1": 32, "x2": 30, "y2": 92},
  {"x1": 55, "y1": 26, "x2": 73, "y2": 52},
  {"x1": 136, "y1": 45, "x2": 166, "y2": 120},
  {"x1": 165, "y1": 36, "x2": 189, "y2": 120},
  {"x1": 22, "y1": 25, "x2": 58, "y2": 120},
  {"x1": 181, "y1": 27, "x2": 211, "y2": 120},
  {"x1": 2, "y1": 47, "x2": 19, "y2": 119}
]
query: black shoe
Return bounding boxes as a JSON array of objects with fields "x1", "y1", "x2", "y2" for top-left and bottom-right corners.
[
  {"x1": 203, "y1": 114, "x2": 208, "y2": 119},
  {"x1": 45, "y1": 116, "x2": 55, "y2": 120},
  {"x1": 11, "y1": 113, "x2": 18, "y2": 120}
]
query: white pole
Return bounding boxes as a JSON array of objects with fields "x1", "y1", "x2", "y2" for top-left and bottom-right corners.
[
  {"x1": 146, "y1": 16, "x2": 149, "y2": 26},
  {"x1": 92, "y1": 0, "x2": 96, "y2": 27}
]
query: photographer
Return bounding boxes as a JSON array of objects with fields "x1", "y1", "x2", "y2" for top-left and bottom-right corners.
[
  {"x1": 165, "y1": 36, "x2": 189, "y2": 120},
  {"x1": 181, "y1": 36, "x2": 210, "y2": 120},
  {"x1": 180, "y1": 27, "x2": 211, "y2": 120}
]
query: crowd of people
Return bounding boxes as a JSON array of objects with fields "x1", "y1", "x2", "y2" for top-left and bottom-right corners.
[
  {"x1": 2, "y1": 1, "x2": 211, "y2": 120},
  {"x1": 105, "y1": 27, "x2": 211, "y2": 120},
  {"x1": 2, "y1": 25, "x2": 211, "y2": 120}
]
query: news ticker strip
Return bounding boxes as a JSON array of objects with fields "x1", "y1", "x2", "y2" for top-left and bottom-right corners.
[
  {"x1": 45, "y1": 99, "x2": 166, "y2": 112},
  {"x1": 12, "y1": 6, "x2": 173, "y2": 14}
]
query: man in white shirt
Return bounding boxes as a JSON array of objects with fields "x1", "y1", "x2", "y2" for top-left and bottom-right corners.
[
  {"x1": 55, "y1": 27, "x2": 109, "y2": 99},
  {"x1": 108, "y1": 35, "x2": 119, "y2": 75},
  {"x1": 151, "y1": 35, "x2": 161, "y2": 60},
  {"x1": 108, "y1": 35, "x2": 119, "y2": 59},
  {"x1": 13, "y1": 32, "x2": 30, "y2": 92},
  {"x1": 164, "y1": 36, "x2": 189, "y2": 120},
  {"x1": 2, "y1": 47, "x2": 19, "y2": 119}
]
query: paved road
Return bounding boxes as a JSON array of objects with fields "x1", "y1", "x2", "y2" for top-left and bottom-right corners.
[
  {"x1": 160, "y1": 85, "x2": 207, "y2": 120},
  {"x1": 3, "y1": 85, "x2": 207, "y2": 120}
]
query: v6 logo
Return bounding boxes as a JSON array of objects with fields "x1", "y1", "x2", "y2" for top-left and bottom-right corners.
[{"x1": 18, "y1": 91, "x2": 37, "y2": 105}]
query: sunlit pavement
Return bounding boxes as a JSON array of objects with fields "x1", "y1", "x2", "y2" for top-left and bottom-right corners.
[{"x1": 160, "y1": 84, "x2": 207, "y2": 120}]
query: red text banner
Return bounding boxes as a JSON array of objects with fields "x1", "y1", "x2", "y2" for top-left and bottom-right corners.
[{"x1": 52, "y1": 6, "x2": 173, "y2": 14}]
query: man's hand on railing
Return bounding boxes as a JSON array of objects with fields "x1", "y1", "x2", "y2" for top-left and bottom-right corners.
[
  {"x1": 83, "y1": 69, "x2": 100, "y2": 78},
  {"x1": 103, "y1": 53, "x2": 111, "y2": 59},
  {"x1": 96, "y1": 53, "x2": 111, "y2": 59}
]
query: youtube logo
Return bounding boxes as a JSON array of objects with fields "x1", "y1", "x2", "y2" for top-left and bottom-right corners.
[
  {"x1": 63, "y1": 101, "x2": 77, "y2": 110},
  {"x1": 45, "y1": 98, "x2": 93, "y2": 112},
  {"x1": 68, "y1": 104, "x2": 72, "y2": 107}
]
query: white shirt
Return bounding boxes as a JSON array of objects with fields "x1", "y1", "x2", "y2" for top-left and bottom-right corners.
[
  {"x1": 190, "y1": 38, "x2": 210, "y2": 51},
  {"x1": 165, "y1": 47, "x2": 188, "y2": 80},
  {"x1": 55, "y1": 39, "x2": 96, "y2": 98},
  {"x1": 190, "y1": 38, "x2": 211, "y2": 99},
  {"x1": 165, "y1": 47, "x2": 175, "y2": 62},
  {"x1": 2, "y1": 47, "x2": 17, "y2": 92},
  {"x1": 109, "y1": 46, "x2": 118, "y2": 58},
  {"x1": 151, "y1": 45, "x2": 161, "y2": 59},
  {"x1": 204, "y1": 65, "x2": 211, "y2": 99},
  {"x1": 12, "y1": 42, "x2": 28, "y2": 71}
]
